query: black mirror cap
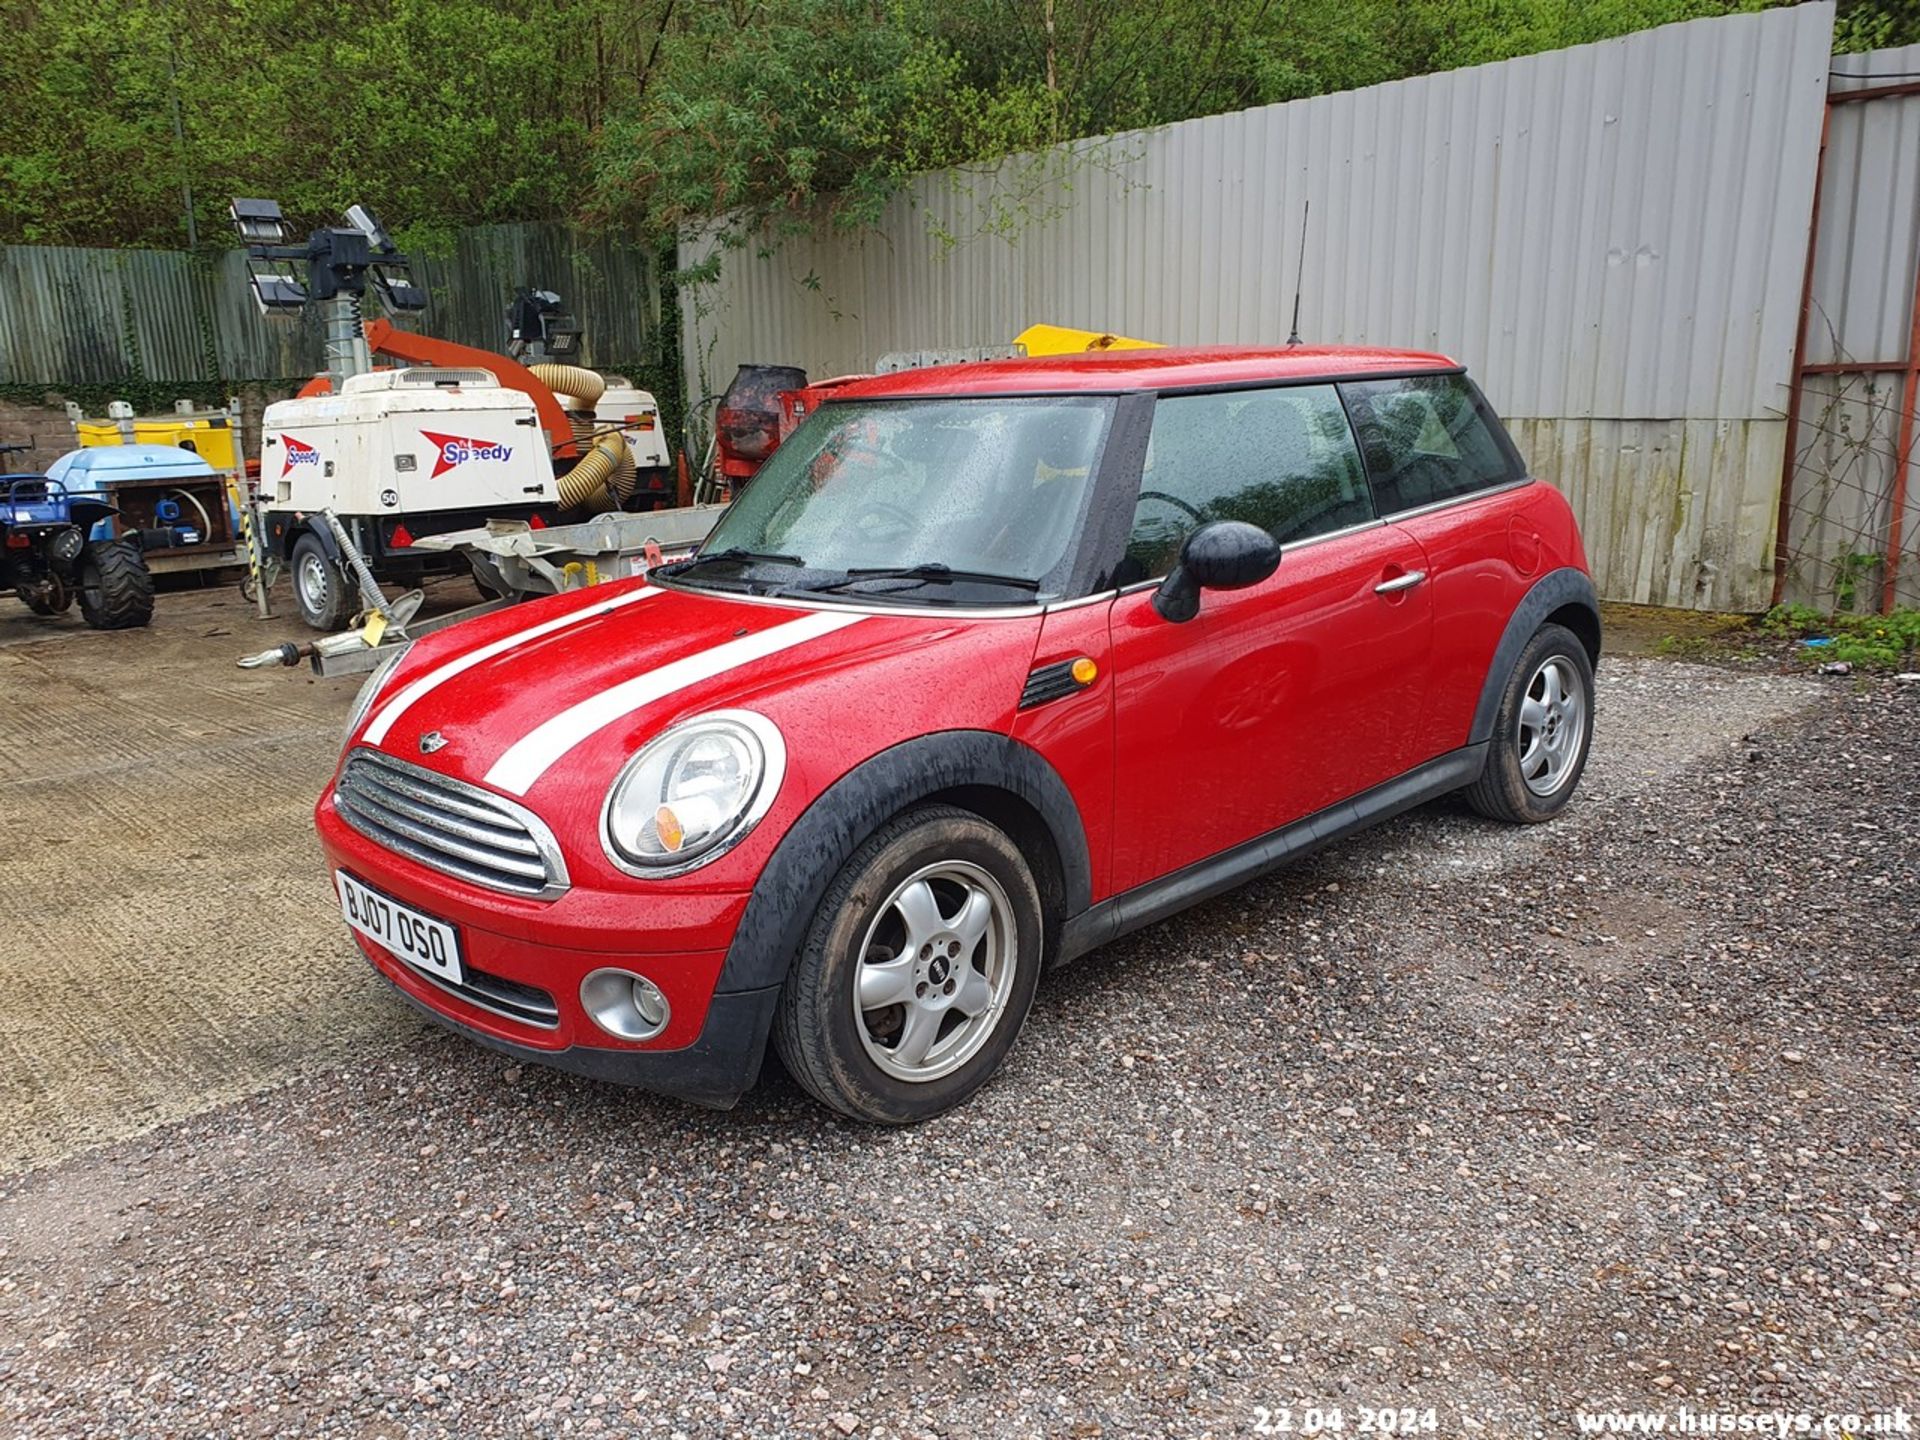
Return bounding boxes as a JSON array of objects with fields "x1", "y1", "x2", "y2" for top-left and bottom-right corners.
[
  {"x1": 1184, "y1": 520, "x2": 1282, "y2": 588},
  {"x1": 1152, "y1": 521, "x2": 1281, "y2": 622}
]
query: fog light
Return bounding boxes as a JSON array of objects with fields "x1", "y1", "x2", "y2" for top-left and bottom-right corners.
[
  {"x1": 631, "y1": 976, "x2": 668, "y2": 1029},
  {"x1": 580, "y1": 968, "x2": 671, "y2": 1042}
]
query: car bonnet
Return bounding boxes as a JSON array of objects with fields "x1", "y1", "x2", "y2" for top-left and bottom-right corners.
[{"x1": 351, "y1": 581, "x2": 1042, "y2": 803}]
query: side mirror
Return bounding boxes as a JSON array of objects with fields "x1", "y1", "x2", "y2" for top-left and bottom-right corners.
[{"x1": 1152, "y1": 520, "x2": 1281, "y2": 623}]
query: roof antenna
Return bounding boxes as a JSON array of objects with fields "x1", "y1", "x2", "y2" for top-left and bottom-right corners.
[{"x1": 1285, "y1": 200, "x2": 1310, "y2": 347}]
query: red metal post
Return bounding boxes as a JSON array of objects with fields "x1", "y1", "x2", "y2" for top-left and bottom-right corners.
[
  {"x1": 1828, "y1": 78, "x2": 1920, "y2": 106},
  {"x1": 1773, "y1": 101, "x2": 1832, "y2": 609},
  {"x1": 1882, "y1": 241, "x2": 1920, "y2": 614}
]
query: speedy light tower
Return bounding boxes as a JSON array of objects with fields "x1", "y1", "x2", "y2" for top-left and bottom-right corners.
[{"x1": 228, "y1": 199, "x2": 428, "y2": 387}]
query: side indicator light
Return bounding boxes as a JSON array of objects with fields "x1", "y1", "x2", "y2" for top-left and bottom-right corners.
[
  {"x1": 655, "y1": 805, "x2": 686, "y2": 852},
  {"x1": 1019, "y1": 655, "x2": 1102, "y2": 709}
]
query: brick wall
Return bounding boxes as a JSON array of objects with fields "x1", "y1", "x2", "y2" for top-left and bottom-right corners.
[
  {"x1": 0, "y1": 396, "x2": 83, "y2": 473},
  {"x1": 0, "y1": 390, "x2": 295, "y2": 476}
]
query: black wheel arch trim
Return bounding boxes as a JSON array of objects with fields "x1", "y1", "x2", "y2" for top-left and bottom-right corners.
[
  {"x1": 1468, "y1": 568, "x2": 1601, "y2": 746},
  {"x1": 715, "y1": 730, "x2": 1092, "y2": 997},
  {"x1": 289, "y1": 519, "x2": 342, "y2": 564}
]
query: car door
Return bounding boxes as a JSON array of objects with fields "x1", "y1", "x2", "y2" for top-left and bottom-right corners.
[
  {"x1": 1340, "y1": 373, "x2": 1536, "y2": 764},
  {"x1": 1105, "y1": 383, "x2": 1436, "y2": 897}
]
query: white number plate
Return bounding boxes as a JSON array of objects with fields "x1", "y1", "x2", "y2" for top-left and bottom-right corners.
[{"x1": 336, "y1": 871, "x2": 464, "y2": 986}]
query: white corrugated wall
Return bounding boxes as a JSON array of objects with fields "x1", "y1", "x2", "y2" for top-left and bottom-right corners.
[{"x1": 682, "y1": 4, "x2": 1839, "y2": 611}]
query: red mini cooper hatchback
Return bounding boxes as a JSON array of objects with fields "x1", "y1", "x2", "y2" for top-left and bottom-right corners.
[{"x1": 320, "y1": 346, "x2": 1599, "y2": 1123}]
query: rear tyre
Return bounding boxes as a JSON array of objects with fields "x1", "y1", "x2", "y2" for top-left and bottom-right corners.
[
  {"x1": 292, "y1": 532, "x2": 350, "y2": 631},
  {"x1": 1464, "y1": 622, "x2": 1593, "y2": 824},
  {"x1": 773, "y1": 805, "x2": 1044, "y2": 1124},
  {"x1": 75, "y1": 541, "x2": 154, "y2": 630}
]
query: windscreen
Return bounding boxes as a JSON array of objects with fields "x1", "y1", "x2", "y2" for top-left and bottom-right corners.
[{"x1": 695, "y1": 396, "x2": 1115, "y2": 599}]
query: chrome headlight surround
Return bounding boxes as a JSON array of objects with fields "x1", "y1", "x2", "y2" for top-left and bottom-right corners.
[
  {"x1": 601, "y1": 709, "x2": 787, "y2": 878},
  {"x1": 343, "y1": 643, "x2": 412, "y2": 742}
]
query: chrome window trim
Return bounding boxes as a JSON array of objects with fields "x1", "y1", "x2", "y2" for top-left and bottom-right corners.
[
  {"x1": 1376, "y1": 474, "x2": 1535, "y2": 523},
  {"x1": 1112, "y1": 477, "x2": 1537, "y2": 593},
  {"x1": 335, "y1": 748, "x2": 571, "y2": 901}
]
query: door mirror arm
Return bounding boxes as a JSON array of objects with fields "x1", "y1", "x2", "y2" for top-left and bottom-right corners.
[
  {"x1": 1152, "y1": 567, "x2": 1203, "y2": 623},
  {"x1": 1151, "y1": 520, "x2": 1282, "y2": 623}
]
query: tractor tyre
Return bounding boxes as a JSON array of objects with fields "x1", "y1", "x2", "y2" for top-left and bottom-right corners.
[{"x1": 76, "y1": 541, "x2": 155, "y2": 630}]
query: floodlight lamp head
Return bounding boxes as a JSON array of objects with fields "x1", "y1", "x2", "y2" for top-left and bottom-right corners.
[
  {"x1": 229, "y1": 197, "x2": 289, "y2": 246},
  {"x1": 543, "y1": 314, "x2": 583, "y2": 357},
  {"x1": 373, "y1": 274, "x2": 429, "y2": 314},
  {"x1": 246, "y1": 270, "x2": 307, "y2": 314},
  {"x1": 345, "y1": 204, "x2": 395, "y2": 255}
]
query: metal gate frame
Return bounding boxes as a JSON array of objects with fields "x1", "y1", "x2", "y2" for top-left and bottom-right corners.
[{"x1": 1775, "y1": 75, "x2": 1920, "y2": 614}]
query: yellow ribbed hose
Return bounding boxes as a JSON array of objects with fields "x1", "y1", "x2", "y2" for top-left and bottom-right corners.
[
  {"x1": 529, "y1": 364, "x2": 608, "y2": 407},
  {"x1": 610, "y1": 444, "x2": 638, "y2": 503},
  {"x1": 555, "y1": 430, "x2": 631, "y2": 513}
]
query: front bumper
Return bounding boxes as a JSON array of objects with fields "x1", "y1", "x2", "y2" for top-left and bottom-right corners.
[
  {"x1": 319, "y1": 789, "x2": 774, "y2": 1108},
  {"x1": 366, "y1": 940, "x2": 779, "y2": 1108}
]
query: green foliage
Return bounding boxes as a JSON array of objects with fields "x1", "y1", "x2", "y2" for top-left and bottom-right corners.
[
  {"x1": 1835, "y1": 0, "x2": 1920, "y2": 51},
  {"x1": 0, "y1": 377, "x2": 297, "y2": 416},
  {"x1": 1761, "y1": 603, "x2": 1920, "y2": 671},
  {"x1": 0, "y1": 0, "x2": 614, "y2": 248},
  {"x1": 12, "y1": 0, "x2": 1912, "y2": 253},
  {"x1": 1829, "y1": 549, "x2": 1883, "y2": 613}
]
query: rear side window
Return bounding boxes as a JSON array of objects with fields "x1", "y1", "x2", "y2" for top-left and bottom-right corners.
[
  {"x1": 1121, "y1": 384, "x2": 1373, "y2": 582},
  {"x1": 1340, "y1": 374, "x2": 1524, "y2": 516}
]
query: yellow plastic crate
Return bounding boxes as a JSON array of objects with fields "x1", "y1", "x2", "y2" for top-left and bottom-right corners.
[
  {"x1": 132, "y1": 417, "x2": 238, "y2": 471},
  {"x1": 75, "y1": 421, "x2": 127, "y2": 448}
]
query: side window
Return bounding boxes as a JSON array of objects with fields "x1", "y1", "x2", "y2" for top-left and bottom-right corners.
[
  {"x1": 1122, "y1": 385, "x2": 1373, "y2": 583},
  {"x1": 1340, "y1": 374, "x2": 1524, "y2": 516}
]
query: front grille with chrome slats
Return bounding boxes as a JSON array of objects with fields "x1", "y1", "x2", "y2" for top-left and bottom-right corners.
[{"x1": 334, "y1": 749, "x2": 570, "y2": 900}]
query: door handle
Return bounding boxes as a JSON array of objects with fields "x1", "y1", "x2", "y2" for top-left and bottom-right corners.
[{"x1": 1373, "y1": 570, "x2": 1427, "y2": 594}]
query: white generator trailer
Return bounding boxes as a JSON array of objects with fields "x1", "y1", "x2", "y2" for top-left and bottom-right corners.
[{"x1": 259, "y1": 368, "x2": 583, "y2": 628}]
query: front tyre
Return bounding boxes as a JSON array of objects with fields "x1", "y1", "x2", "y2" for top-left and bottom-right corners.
[
  {"x1": 75, "y1": 541, "x2": 154, "y2": 630},
  {"x1": 773, "y1": 805, "x2": 1044, "y2": 1124},
  {"x1": 1464, "y1": 622, "x2": 1594, "y2": 824}
]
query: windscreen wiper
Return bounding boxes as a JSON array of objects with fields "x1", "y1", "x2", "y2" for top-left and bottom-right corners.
[
  {"x1": 654, "y1": 546, "x2": 804, "y2": 579},
  {"x1": 793, "y1": 562, "x2": 1042, "y2": 595}
]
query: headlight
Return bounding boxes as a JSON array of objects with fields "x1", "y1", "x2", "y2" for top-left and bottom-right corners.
[
  {"x1": 602, "y1": 710, "x2": 786, "y2": 876},
  {"x1": 344, "y1": 644, "x2": 412, "y2": 741}
]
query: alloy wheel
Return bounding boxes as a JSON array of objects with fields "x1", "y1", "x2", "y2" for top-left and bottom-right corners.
[
  {"x1": 1517, "y1": 654, "x2": 1587, "y2": 797},
  {"x1": 852, "y1": 860, "x2": 1016, "y2": 1083}
]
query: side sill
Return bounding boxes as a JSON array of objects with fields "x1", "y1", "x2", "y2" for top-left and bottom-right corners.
[{"x1": 1056, "y1": 743, "x2": 1488, "y2": 965}]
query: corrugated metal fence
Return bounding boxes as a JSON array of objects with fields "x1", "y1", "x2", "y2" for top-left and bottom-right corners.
[
  {"x1": 0, "y1": 223, "x2": 660, "y2": 388},
  {"x1": 681, "y1": 4, "x2": 1840, "y2": 612},
  {"x1": 1778, "y1": 45, "x2": 1920, "y2": 612}
]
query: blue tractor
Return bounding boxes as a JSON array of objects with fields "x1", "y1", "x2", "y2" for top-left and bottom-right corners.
[{"x1": 1, "y1": 447, "x2": 155, "y2": 629}]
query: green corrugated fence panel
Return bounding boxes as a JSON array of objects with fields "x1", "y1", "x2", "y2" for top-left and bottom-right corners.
[{"x1": 1, "y1": 225, "x2": 656, "y2": 387}]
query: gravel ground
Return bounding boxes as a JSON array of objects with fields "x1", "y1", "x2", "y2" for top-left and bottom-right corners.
[{"x1": 2, "y1": 659, "x2": 1916, "y2": 1438}]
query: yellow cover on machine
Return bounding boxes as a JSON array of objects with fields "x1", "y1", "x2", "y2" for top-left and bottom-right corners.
[{"x1": 1015, "y1": 323, "x2": 1162, "y2": 356}]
